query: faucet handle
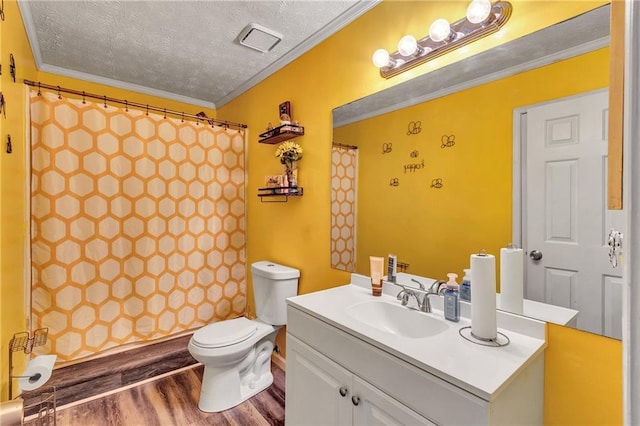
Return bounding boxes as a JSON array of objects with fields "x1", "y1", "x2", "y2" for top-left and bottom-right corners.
[{"x1": 397, "y1": 290, "x2": 410, "y2": 306}]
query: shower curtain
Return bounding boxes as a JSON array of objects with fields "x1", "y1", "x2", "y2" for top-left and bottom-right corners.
[
  {"x1": 29, "y1": 91, "x2": 246, "y2": 361},
  {"x1": 330, "y1": 145, "x2": 357, "y2": 272}
]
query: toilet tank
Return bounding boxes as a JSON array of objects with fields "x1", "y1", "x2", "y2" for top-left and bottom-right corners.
[{"x1": 251, "y1": 261, "x2": 300, "y2": 326}]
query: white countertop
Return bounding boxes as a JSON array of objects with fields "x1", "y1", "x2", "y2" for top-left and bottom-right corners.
[
  {"x1": 496, "y1": 293, "x2": 579, "y2": 327},
  {"x1": 287, "y1": 282, "x2": 546, "y2": 401}
]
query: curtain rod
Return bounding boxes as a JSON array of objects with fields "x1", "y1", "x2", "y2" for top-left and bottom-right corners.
[
  {"x1": 332, "y1": 141, "x2": 358, "y2": 150},
  {"x1": 23, "y1": 80, "x2": 248, "y2": 130}
]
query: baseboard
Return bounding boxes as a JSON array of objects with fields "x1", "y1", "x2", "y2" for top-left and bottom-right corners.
[{"x1": 271, "y1": 352, "x2": 286, "y2": 371}]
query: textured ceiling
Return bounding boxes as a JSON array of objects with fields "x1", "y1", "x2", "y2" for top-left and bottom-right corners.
[{"x1": 19, "y1": 0, "x2": 378, "y2": 108}]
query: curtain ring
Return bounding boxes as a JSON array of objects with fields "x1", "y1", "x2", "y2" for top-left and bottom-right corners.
[
  {"x1": 163, "y1": 108, "x2": 166, "y2": 119},
  {"x1": 57, "y1": 86, "x2": 62, "y2": 99},
  {"x1": 146, "y1": 104, "x2": 149, "y2": 116},
  {"x1": 125, "y1": 100, "x2": 128, "y2": 112},
  {"x1": 82, "y1": 91, "x2": 86, "y2": 104},
  {"x1": 37, "y1": 82, "x2": 42, "y2": 96},
  {"x1": 181, "y1": 112, "x2": 184, "y2": 123},
  {"x1": 103, "y1": 95, "x2": 107, "y2": 108}
]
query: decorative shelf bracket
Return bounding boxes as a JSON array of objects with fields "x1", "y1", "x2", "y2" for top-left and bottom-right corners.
[{"x1": 257, "y1": 186, "x2": 304, "y2": 202}]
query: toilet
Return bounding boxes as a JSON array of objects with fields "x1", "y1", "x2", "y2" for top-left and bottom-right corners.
[{"x1": 188, "y1": 261, "x2": 300, "y2": 412}]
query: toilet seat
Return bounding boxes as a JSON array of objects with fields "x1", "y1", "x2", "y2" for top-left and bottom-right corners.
[{"x1": 191, "y1": 317, "x2": 258, "y2": 348}]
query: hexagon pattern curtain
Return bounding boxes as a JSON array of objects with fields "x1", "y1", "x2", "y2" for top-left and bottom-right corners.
[
  {"x1": 29, "y1": 91, "x2": 246, "y2": 361},
  {"x1": 330, "y1": 145, "x2": 357, "y2": 272}
]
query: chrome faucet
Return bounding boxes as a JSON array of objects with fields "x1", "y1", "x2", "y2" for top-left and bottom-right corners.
[{"x1": 390, "y1": 280, "x2": 446, "y2": 313}]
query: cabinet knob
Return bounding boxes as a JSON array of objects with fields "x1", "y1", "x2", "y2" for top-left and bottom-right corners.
[
  {"x1": 339, "y1": 387, "x2": 348, "y2": 397},
  {"x1": 351, "y1": 395, "x2": 360, "y2": 406}
]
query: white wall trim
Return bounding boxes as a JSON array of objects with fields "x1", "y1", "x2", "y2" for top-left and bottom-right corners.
[
  {"x1": 17, "y1": 0, "x2": 44, "y2": 69},
  {"x1": 623, "y1": 0, "x2": 640, "y2": 421},
  {"x1": 214, "y1": 0, "x2": 380, "y2": 107},
  {"x1": 36, "y1": 64, "x2": 217, "y2": 109}
]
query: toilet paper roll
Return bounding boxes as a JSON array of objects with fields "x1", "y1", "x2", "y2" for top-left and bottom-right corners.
[
  {"x1": 0, "y1": 399, "x2": 24, "y2": 426},
  {"x1": 18, "y1": 354, "x2": 57, "y2": 392},
  {"x1": 500, "y1": 246, "x2": 524, "y2": 315},
  {"x1": 471, "y1": 253, "x2": 497, "y2": 340}
]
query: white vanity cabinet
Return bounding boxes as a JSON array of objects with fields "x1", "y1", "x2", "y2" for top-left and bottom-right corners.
[
  {"x1": 285, "y1": 285, "x2": 546, "y2": 426},
  {"x1": 286, "y1": 334, "x2": 433, "y2": 425}
]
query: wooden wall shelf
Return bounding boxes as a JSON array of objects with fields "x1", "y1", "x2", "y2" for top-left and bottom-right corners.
[{"x1": 259, "y1": 125, "x2": 304, "y2": 144}]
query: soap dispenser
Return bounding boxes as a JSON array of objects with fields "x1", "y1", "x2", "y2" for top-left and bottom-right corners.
[
  {"x1": 460, "y1": 268, "x2": 471, "y2": 302},
  {"x1": 444, "y1": 273, "x2": 460, "y2": 322}
]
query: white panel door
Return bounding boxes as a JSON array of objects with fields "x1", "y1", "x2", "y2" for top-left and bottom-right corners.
[
  {"x1": 525, "y1": 90, "x2": 626, "y2": 337},
  {"x1": 352, "y1": 376, "x2": 435, "y2": 426},
  {"x1": 285, "y1": 335, "x2": 352, "y2": 426}
]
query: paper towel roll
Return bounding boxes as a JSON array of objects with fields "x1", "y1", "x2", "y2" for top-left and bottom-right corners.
[
  {"x1": 0, "y1": 399, "x2": 24, "y2": 426},
  {"x1": 18, "y1": 354, "x2": 57, "y2": 392},
  {"x1": 471, "y1": 252, "x2": 497, "y2": 340},
  {"x1": 500, "y1": 246, "x2": 524, "y2": 315}
]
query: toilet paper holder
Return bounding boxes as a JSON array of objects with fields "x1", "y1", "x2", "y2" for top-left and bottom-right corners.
[{"x1": 8, "y1": 328, "x2": 48, "y2": 400}]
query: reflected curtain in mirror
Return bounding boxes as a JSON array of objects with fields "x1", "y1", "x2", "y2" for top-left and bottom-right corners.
[
  {"x1": 29, "y1": 91, "x2": 246, "y2": 361},
  {"x1": 331, "y1": 143, "x2": 357, "y2": 272}
]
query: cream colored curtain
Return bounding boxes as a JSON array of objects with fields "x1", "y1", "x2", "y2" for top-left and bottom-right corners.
[
  {"x1": 331, "y1": 145, "x2": 357, "y2": 271},
  {"x1": 29, "y1": 91, "x2": 246, "y2": 361}
]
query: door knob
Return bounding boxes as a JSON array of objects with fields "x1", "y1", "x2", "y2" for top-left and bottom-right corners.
[
  {"x1": 351, "y1": 395, "x2": 360, "y2": 406},
  {"x1": 339, "y1": 387, "x2": 348, "y2": 397},
  {"x1": 529, "y1": 250, "x2": 543, "y2": 261}
]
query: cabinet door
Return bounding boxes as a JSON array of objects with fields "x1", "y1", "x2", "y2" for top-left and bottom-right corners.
[
  {"x1": 286, "y1": 335, "x2": 352, "y2": 426},
  {"x1": 352, "y1": 376, "x2": 435, "y2": 426}
]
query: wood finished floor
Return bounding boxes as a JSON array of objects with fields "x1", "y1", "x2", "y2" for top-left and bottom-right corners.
[{"x1": 27, "y1": 362, "x2": 285, "y2": 426}]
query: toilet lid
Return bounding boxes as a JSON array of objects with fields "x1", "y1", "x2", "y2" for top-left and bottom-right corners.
[{"x1": 192, "y1": 317, "x2": 258, "y2": 348}]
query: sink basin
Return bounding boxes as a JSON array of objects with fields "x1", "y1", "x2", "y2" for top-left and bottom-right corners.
[{"x1": 346, "y1": 300, "x2": 448, "y2": 338}]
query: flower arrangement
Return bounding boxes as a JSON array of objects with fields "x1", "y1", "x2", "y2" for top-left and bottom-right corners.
[{"x1": 275, "y1": 141, "x2": 303, "y2": 169}]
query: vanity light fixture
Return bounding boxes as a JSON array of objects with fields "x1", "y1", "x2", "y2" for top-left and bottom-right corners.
[{"x1": 372, "y1": 0, "x2": 512, "y2": 78}]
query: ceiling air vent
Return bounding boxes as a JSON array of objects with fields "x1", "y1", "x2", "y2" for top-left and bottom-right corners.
[{"x1": 238, "y1": 23, "x2": 283, "y2": 53}]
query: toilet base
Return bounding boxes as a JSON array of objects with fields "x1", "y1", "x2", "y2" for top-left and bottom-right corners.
[{"x1": 196, "y1": 338, "x2": 276, "y2": 413}]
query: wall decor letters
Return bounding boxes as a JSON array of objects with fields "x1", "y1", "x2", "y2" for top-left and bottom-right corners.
[{"x1": 404, "y1": 159, "x2": 425, "y2": 173}]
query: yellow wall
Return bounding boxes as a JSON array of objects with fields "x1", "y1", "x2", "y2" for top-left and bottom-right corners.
[
  {"x1": 1, "y1": 0, "x2": 623, "y2": 422},
  {"x1": 0, "y1": 0, "x2": 217, "y2": 399},
  {"x1": 218, "y1": 1, "x2": 621, "y2": 423},
  {"x1": 335, "y1": 48, "x2": 609, "y2": 285},
  {"x1": 1, "y1": 0, "x2": 38, "y2": 400},
  {"x1": 545, "y1": 324, "x2": 622, "y2": 425}
]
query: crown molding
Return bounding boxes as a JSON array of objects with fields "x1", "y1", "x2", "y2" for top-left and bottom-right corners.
[{"x1": 36, "y1": 64, "x2": 217, "y2": 109}]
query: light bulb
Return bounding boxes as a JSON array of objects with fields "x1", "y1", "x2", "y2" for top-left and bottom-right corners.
[
  {"x1": 429, "y1": 18, "x2": 451, "y2": 43},
  {"x1": 397, "y1": 35, "x2": 418, "y2": 57},
  {"x1": 372, "y1": 49, "x2": 391, "y2": 68},
  {"x1": 466, "y1": 0, "x2": 492, "y2": 24}
]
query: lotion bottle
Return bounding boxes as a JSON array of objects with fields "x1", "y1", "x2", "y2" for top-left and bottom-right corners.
[
  {"x1": 460, "y1": 269, "x2": 471, "y2": 302},
  {"x1": 443, "y1": 273, "x2": 460, "y2": 322}
]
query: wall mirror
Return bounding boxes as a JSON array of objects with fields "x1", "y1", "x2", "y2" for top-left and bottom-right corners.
[{"x1": 330, "y1": 4, "x2": 623, "y2": 339}]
